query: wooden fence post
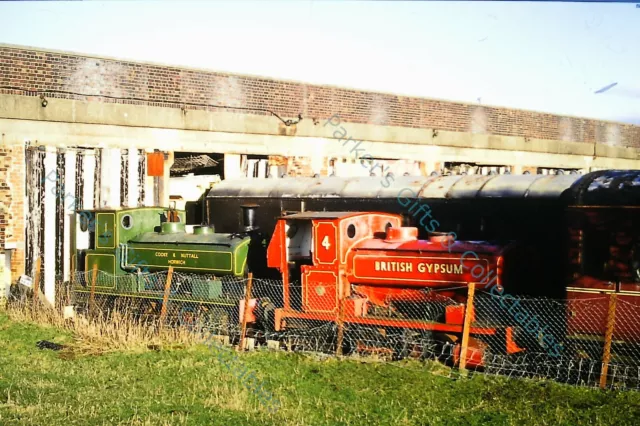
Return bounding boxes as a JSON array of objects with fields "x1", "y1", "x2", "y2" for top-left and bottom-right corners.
[
  {"x1": 159, "y1": 267, "x2": 174, "y2": 327},
  {"x1": 459, "y1": 282, "x2": 476, "y2": 371},
  {"x1": 336, "y1": 297, "x2": 346, "y2": 356},
  {"x1": 88, "y1": 264, "x2": 98, "y2": 316},
  {"x1": 239, "y1": 273, "x2": 254, "y2": 351},
  {"x1": 32, "y1": 258, "x2": 42, "y2": 315},
  {"x1": 599, "y1": 293, "x2": 617, "y2": 389}
]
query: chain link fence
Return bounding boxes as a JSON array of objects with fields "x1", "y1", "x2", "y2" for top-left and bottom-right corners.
[{"x1": 60, "y1": 270, "x2": 640, "y2": 391}]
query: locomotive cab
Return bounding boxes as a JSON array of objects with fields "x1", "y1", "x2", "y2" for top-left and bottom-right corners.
[
  {"x1": 73, "y1": 207, "x2": 187, "y2": 278},
  {"x1": 266, "y1": 211, "x2": 402, "y2": 313}
]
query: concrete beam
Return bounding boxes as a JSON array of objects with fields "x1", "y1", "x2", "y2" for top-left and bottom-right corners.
[
  {"x1": 2, "y1": 94, "x2": 639, "y2": 161},
  {"x1": 1, "y1": 118, "x2": 639, "y2": 170}
]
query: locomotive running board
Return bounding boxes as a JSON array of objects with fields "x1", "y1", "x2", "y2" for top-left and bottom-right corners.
[{"x1": 273, "y1": 308, "x2": 499, "y2": 335}]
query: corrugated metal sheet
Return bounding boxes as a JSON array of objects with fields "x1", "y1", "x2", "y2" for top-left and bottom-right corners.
[
  {"x1": 207, "y1": 174, "x2": 584, "y2": 200},
  {"x1": 171, "y1": 155, "x2": 218, "y2": 174}
]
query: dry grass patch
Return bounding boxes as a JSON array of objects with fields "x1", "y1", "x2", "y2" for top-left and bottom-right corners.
[{"x1": 4, "y1": 300, "x2": 208, "y2": 357}]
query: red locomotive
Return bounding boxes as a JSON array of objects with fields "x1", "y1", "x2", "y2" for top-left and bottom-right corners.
[{"x1": 259, "y1": 211, "x2": 536, "y2": 367}]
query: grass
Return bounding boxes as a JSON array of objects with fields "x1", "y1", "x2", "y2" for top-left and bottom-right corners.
[{"x1": 1, "y1": 308, "x2": 640, "y2": 425}]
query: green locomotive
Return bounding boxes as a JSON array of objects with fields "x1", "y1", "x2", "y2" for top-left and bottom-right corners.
[{"x1": 72, "y1": 205, "x2": 253, "y2": 323}]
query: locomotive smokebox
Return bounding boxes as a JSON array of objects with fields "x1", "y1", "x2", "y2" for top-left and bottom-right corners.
[{"x1": 241, "y1": 204, "x2": 260, "y2": 232}]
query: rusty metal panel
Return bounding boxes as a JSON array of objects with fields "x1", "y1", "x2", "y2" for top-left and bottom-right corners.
[
  {"x1": 418, "y1": 176, "x2": 465, "y2": 198},
  {"x1": 210, "y1": 177, "x2": 377, "y2": 199},
  {"x1": 377, "y1": 176, "x2": 436, "y2": 198},
  {"x1": 301, "y1": 177, "x2": 350, "y2": 197},
  {"x1": 527, "y1": 175, "x2": 580, "y2": 198},
  {"x1": 269, "y1": 178, "x2": 315, "y2": 198},
  {"x1": 478, "y1": 175, "x2": 544, "y2": 198},
  {"x1": 445, "y1": 175, "x2": 494, "y2": 199},
  {"x1": 208, "y1": 178, "x2": 279, "y2": 198},
  {"x1": 205, "y1": 180, "x2": 241, "y2": 197},
  {"x1": 341, "y1": 177, "x2": 386, "y2": 198}
]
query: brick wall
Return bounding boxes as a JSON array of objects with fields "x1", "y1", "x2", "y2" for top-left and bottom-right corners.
[
  {"x1": 1, "y1": 45, "x2": 639, "y2": 148},
  {"x1": 285, "y1": 157, "x2": 328, "y2": 177},
  {"x1": 0, "y1": 145, "x2": 25, "y2": 280}
]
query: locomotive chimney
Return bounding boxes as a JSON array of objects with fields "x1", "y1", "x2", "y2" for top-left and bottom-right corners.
[{"x1": 241, "y1": 204, "x2": 259, "y2": 232}]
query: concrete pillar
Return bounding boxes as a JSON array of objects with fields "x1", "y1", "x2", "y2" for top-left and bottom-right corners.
[
  {"x1": 43, "y1": 147, "x2": 56, "y2": 305},
  {"x1": 63, "y1": 150, "x2": 76, "y2": 282},
  {"x1": 224, "y1": 154, "x2": 242, "y2": 179},
  {"x1": 310, "y1": 154, "x2": 324, "y2": 176},
  {"x1": 100, "y1": 148, "x2": 121, "y2": 209},
  {"x1": 75, "y1": 152, "x2": 94, "y2": 251},
  {"x1": 145, "y1": 176, "x2": 155, "y2": 206},
  {"x1": 82, "y1": 151, "x2": 96, "y2": 210},
  {"x1": 424, "y1": 160, "x2": 437, "y2": 175},
  {"x1": 0, "y1": 251, "x2": 10, "y2": 300},
  {"x1": 144, "y1": 149, "x2": 155, "y2": 207},
  {"x1": 127, "y1": 148, "x2": 139, "y2": 208},
  {"x1": 257, "y1": 159, "x2": 267, "y2": 179},
  {"x1": 159, "y1": 151, "x2": 174, "y2": 207}
]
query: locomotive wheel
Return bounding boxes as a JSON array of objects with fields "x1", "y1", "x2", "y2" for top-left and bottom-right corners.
[
  {"x1": 254, "y1": 298, "x2": 277, "y2": 333},
  {"x1": 342, "y1": 325, "x2": 395, "y2": 360},
  {"x1": 432, "y1": 332, "x2": 459, "y2": 366},
  {"x1": 178, "y1": 304, "x2": 200, "y2": 330},
  {"x1": 138, "y1": 300, "x2": 160, "y2": 323},
  {"x1": 200, "y1": 307, "x2": 231, "y2": 336},
  {"x1": 397, "y1": 329, "x2": 437, "y2": 360}
]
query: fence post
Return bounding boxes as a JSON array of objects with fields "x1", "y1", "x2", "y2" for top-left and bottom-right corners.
[
  {"x1": 159, "y1": 267, "x2": 174, "y2": 327},
  {"x1": 599, "y1": 292, "x2": 617, "y2": 389},
  {"x1": 32, "y1": 257, "x2": 42, "y2": 315},
  {"x1": 459, "y1": 282, "x2": 476, "y2": 371},
  {"x1": 88, "y1": 263, "x2": 98, "y2": 316},
  {"x1": 239, "y1": 273, "x2": 254, "y2": 351},
  {"x1": 336, "y1": 297, "x2": 346, "y2": 356}
]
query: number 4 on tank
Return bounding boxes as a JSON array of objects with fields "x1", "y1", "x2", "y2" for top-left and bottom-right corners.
[{"x1": 322, "y1": 236, "x2": 331, "y2": 250}]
